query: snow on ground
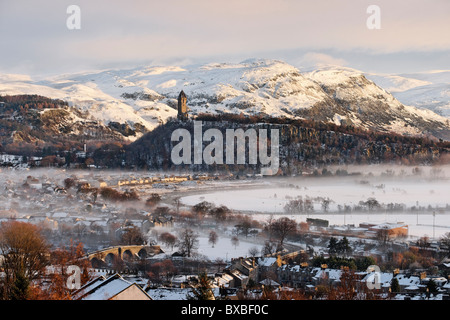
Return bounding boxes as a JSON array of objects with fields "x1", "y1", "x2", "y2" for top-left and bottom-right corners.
[
  {"x1": 365, "y1": 70, "x2": 450, "y2": 118},
  {"x1": 195, "y1": 235, "x2": 259, "y2": 261},
  {"x1": 155, "y1": 228, "x2": 261, "y2": 262},
  {"x1": 180, "y1": 177, "x2": 449, "y2": 212},
  {"x1": 179, "y1": 175, "x2": 450, "y2": 239},
  {"x1": 2, "y1": 59, "x2": 449, "y2": 137}
]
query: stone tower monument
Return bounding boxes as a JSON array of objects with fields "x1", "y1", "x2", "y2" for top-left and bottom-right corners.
[{"x1": 177, "y1": 90, "x2": 188, "y2": 121}]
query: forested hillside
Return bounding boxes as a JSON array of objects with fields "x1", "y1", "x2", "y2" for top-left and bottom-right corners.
[
  {"x1": 94, "y1": 113, "x2": 450, "y2": 174},
  {"x1": 0, "y1": 95, "x2": 125, "y2": 157}
]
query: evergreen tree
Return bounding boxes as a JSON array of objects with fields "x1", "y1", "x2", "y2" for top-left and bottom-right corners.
[
  {"x1": 10, "y1": 273, "x2": 30, "y2": 300},
  {"x1": 355, "y1": 256, "x2": 376, "y2": 271},
  {"x1": 328, "y1": 237, "x2": 338, "y2": 255},
  {"x1": 338, "y1": 237, "x2": 352, "y2": 257},
  {"x1": 187, "y1": 272, "x2": 215, "y2": 300},
  {"x1": 426, "y1": 279, "x2": 438, "y2": 297},
  {"x1": 390, "y1": 277, "x2": 400, "y2": 293}
]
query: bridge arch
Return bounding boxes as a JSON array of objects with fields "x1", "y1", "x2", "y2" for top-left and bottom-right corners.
[
  {"x1": 105, "y1": 253, "x2": 116, "y2": 265},
  {"x1": 85, "y1": 245, "x2": 163, "y2": 265},
  {"x1": 90, "y1": 257, "x2": 105, "y2": 268},
  {"x1": 123, "y1": 249, "x2": 134, "y2": 261},
  {"x1": 137, "y1": 248, "x2": 148, "y2": 259}
]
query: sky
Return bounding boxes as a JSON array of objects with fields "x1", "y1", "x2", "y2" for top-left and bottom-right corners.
[{"x1": 0, "y1": 0, "x2": 449, "y2": 77}]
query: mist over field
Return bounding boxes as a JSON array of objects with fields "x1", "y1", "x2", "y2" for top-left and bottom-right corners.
[
  {"x1": 3, "y1": 163, "x2": 448, "y2": 241},
  {"x1": 1, "y1": 0, "x2": 450, "y2": 301}
]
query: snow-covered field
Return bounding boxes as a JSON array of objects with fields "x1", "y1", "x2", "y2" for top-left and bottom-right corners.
[
  {"x1": 155, "y1": 231, "x2": 260, "y2": 261},
  {"x1": 196, "y1": 235, "x2": 259, "y2": 261},
  {"x1": 179, "y1": 174, "x2": 450, "y2": 239},
  {"x1": 180, "y1": 178, "x2": 449, "y2": 211}
]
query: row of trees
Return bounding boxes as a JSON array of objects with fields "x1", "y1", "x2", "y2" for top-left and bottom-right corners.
[
  {"x1": 327, "y1": 236, "x2": 352, "y2": 256},
  {"x1": 99, "y1": 187, "x2": 140, "y2": 202},
  {"x1": 191, "y1": 201, "x2": 231, "y2": 221}
]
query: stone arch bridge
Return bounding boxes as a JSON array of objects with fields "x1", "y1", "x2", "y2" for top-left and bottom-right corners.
[{"x1": 86, "y1": 245, "x2": 163, "y2": 267}]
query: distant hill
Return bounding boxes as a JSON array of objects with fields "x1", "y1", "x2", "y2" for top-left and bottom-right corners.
[
  {"x1": 1, "y1": 95, "x2": 448, "y2": 171},
  {"x1": 365, "y1": 70, "x2": 450, "y2": 118},
  {"x1": 0, "y1": 95, "x2": 125, "y2": 157},
  {"x1": 1, "y1": 59, "x2": 449, "y2": 141}
]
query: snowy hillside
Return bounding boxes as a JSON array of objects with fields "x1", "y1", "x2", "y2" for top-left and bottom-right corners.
[
  {"x1": 365, "y1": 70, "x2": 450, "y2": 118},
  {"x1": 1, "y1": 59, "x2": 449, "y2": 140}
]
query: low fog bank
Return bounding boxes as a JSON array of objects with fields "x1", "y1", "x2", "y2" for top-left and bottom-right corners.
[
  {"x1": 326, "y1": 163, "x2": 450, "y2": 179},
  {"x1": 0, "y1": 163, "x2": 449, "y2": 250}
]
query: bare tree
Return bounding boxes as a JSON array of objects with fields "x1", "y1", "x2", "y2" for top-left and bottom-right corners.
[
  {"x1": 321, "y1": 198, "x2": 331, "y2": 212},
  {"x1": 270, "y1": 217, "x2": 297, "y2": 248},
  {"x1": 177, "y1": 228, "x2": 199, "y2": 257},
  {"x1": 376, "y1": 226, "x2": 390, "y2": 247},
  {"x1": 159, "y1": 232, "x2": 177, "y2": 251},
  {"x1": 231, "y1": 236, "x2": 239, "y2": 249},
  {"x1": 262, "y1": 241, "x2": 277, "y2": 256},
  {"x1": 234, "y1": 216, "x2": 253, "y2": 237},
  {"x1": 209, "y1": 205, "x2": 230, "y2": 222},
  {"x1": 365, "y1": 198, "x2": 380, "y2": 211},
  {"x1": 248, "y1": 246, "x2": 260, "y2": 257},
  {"x1": 120, "y1": 226, "x2": 145, "y2": 245},
  {"x1": 208, "y1": 231, "x2": 218, "y2": 248},
  {"x1": 192, "y1": 201, "x2": 214, "y2": 216},
  {"x1": 265, "y1": 214, "x2": 275, "y2": 241}
]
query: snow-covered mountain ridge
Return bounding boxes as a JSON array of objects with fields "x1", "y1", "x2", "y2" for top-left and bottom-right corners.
[
  {"x1": 365, "y1": 70, "x2": 450, "y2": 118},
  {"x1": 1, "y1": 59, "x2": 449, "y2": 140}
]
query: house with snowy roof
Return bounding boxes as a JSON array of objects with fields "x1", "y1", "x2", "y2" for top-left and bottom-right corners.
[
  {"x1": 277, "y1": 264, "x2": 310, "y2": 288},
  {"x1": 359, "y1": 222, "x2": 408, "y2": 238},
  {"x1": 72, "y1": 273, "x2": 152, "y2": 300},
  {"x1": 311, "y1": 267, "x2": 342, "y2": 286},
  {"x1": 228, "y1": 257, "x2": 258, "y2": 285},
  {"x1": 229, "y1": 269, "x2": 249, "y2": 288},
  {"x1": 214, "y1": 273, "x2": 234, "y2": 288},
  {"x1": 394, "y1": 274, "x2": 421, "y2": 292},
  {"x1": 443, "y1": 282, "x2": 450, "y2": 294},
  {"x1": 259, "y1": 278, "x2": 280, "y2": 287},
  {"x1": 258, "y1": 256, "x2": 279, "y2": 280},
  {"x1": 361, "y1": 271, "x2": 393, "y2": 292}
]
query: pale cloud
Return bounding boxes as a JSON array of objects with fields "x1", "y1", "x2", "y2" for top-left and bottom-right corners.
[
  {"x1": 296, "y1": 53, "x2": 348, "y2": 69},
  {"x1": 0, "y1": 0, "x2": 449, "y2": 75}
]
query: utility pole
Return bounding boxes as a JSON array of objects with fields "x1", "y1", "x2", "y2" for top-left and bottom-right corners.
[
  {"x1": 416, "y1": 201, "x2": 419, "y2": 225},
  {"x1": 433, "y1": 211, "x2": 436, "y2": 239}
]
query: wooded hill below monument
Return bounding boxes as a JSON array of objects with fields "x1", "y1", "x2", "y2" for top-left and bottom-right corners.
[{"x1": 97, "y1": 114, "x2": 450, "y2": 174}]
